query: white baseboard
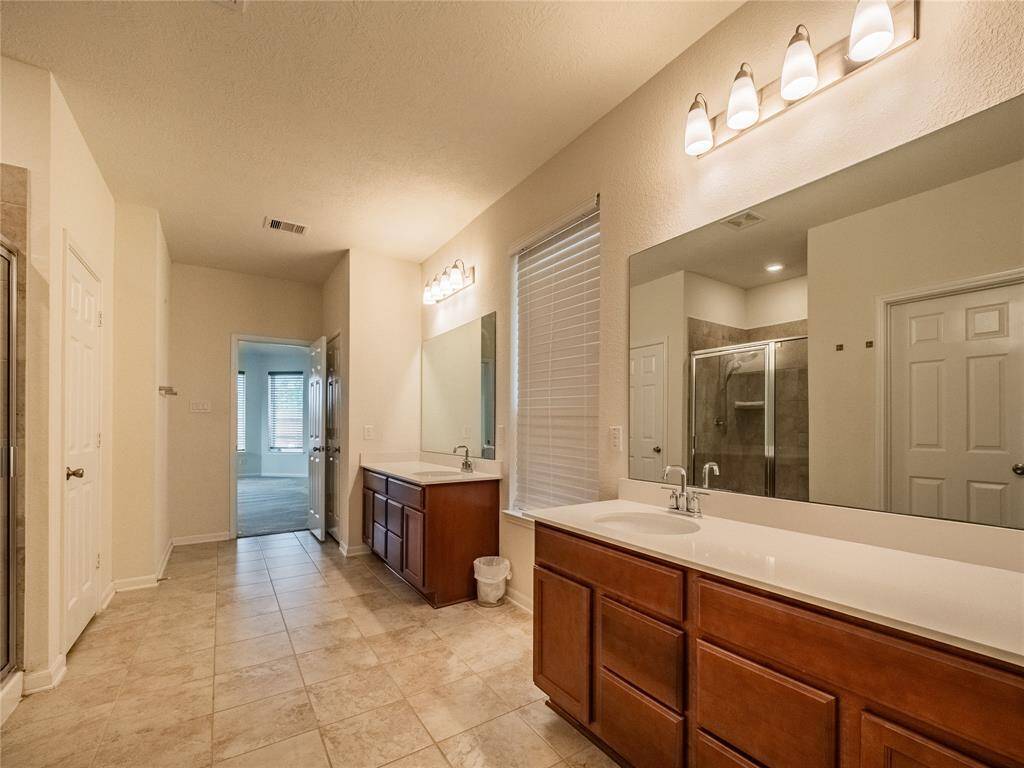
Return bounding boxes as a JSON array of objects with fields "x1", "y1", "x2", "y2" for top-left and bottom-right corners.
[
  {"x1": 172, "y1": 531, "x2": 232, "y2": 546},
  {"x1": 257, "y1": 473, "x2": 307, "y2": 479},
  {"x1": 100, "y1": 581, "x2": 116, "y2": 610},
  {"x1": 506, "y1": 585, "x2": 533, "y2": 613},
  {"x1": 22, "y1": 654, "x2": 66, "y2": 695},
  {"x1": 157, "y1": 537, "x2": 174, "y2": 579},
  {"x1": 1, "y1": 671, "x2": 23, "y2": 725},
  {"x1": 112, "y1": 574, "x2": 158, "y2": 592},
  {"x1": 340, "y1": 540, "x2": 370, "y2": 557}
]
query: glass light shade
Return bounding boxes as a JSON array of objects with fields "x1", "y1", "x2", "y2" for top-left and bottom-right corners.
[
  {"x1": 848, "y1": 0, "x2": 894, "y2": 62},
  {"x1": 684, "y1": 95, "x2": 713, "y2": 156},
  {"x1": 431, "y1": 278, "x2": 442, "y2": 301},
  {"x1": 449, "y1": 262, "x2": 464, "y2": 290},
  {"x1": 726, "y1": 64, "x2": 759, "y2": 131},
  {"x1": 422, "y1": 284, "x2": 435, "y2": 305},
  {"x1": 781, "y1": 27, "x2": 818, "y2": 101},
  {"x1": 439, "y1": 270, "x2": 451, "y2": 296}
]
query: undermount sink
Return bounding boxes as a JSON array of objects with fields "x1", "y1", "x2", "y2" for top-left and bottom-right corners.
[
  {"x1": 593, "y1": 511, "x2": 700, "y2": 535},
  {"x1": 411, "y1": 470, "x2": 467, "y2": 480}
]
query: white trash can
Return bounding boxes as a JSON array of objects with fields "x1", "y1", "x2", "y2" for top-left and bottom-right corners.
[{"x1": 473, "y1": 556, "x2": 511, "y2": 606}]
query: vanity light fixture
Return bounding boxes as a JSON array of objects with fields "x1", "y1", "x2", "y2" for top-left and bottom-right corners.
[
  {"x1": 848, "y1": 0, "x2": 895, "y2": 62},
  {"x1": 765, "y1": 263, "x2": 784, "y2": 273},
  {"x1": 423, "y1": 259, "x2": 476, "y2": 305},
  {"x1": 684, "y1": 94, "x2": 714, "y2": 156},
  {"x1": 726, "y1": 63, "x2": 759, "y2": 131},
  {"x1": 684, "y1": 0, "x2": 917, "y2": 156},
  {"x1": 781, "y1": 25, "x2": 818, "y2": 101}
]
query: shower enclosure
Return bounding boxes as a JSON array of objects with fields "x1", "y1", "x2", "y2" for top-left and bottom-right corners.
[
  {"x1": 690, "y1": 337, "x2": 808, "y2": 500},
  {"x1": 0, "y1": 241, "x2": 16, "y2": 681}
]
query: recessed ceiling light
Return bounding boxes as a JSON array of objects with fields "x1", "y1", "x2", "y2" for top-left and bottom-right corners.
[{"x1": 765, "y1": 264, "x2": 784, "y2": 272}]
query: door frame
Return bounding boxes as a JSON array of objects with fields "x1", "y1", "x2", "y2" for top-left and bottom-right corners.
[
  {"x1": 874, "y1": 267, "x2": 1024, "y2": 512},
  {"x1": 0, "y1": 237, "x2": 17, "y2": 681},
  {"x1": 228, "y1": 334, "x2": 314, "y2": 538},
  {"x1": 61, "y1": 234, "x2": 103, "y2": 652}
]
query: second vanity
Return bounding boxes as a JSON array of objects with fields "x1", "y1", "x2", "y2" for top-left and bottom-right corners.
[
  {"x1": 361, "y1": 460, "x2": 500, "y2": 607},
  {"x1": 527, "y1": 499, "x2": 1024, "y2": 768}
]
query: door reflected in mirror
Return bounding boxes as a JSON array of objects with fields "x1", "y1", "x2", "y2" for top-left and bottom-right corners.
[{"x1": 629, "y1": 94, "x2": 1024, "y2": 529}]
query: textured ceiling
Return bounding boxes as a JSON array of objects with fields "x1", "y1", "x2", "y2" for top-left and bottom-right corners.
[{"x1": 2, "y1": 1, "x2": 738, "y2": 283}]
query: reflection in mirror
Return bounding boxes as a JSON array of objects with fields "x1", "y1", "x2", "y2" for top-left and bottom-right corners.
[
  {"x1": 629, "y1": 94, "x2": 1023, "y2": 529},
  {"x1": 422, "y1": 312, "x2": 497, "y2": 459}
]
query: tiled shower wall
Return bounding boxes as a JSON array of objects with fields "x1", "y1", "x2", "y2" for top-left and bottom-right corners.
[{"x1": 1, "y1": 163, "x2": 28, "y2": 671}]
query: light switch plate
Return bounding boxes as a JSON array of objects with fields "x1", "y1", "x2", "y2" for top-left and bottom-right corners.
[
  {"x1": 190, "y1": 400, "x2": 211, "y2": 413},
  {"x1": 363, "y1": 425, "x2": 376, "y2": 440},
  {"x1": 610, "y1": 425, "x2": 623, "y2": 451}
]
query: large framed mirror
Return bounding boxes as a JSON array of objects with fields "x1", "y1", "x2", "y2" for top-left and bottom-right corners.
[
  {"x1": 629, "y1": 94, "x2": 1023, "y2": 529},
  {"x1": 422, "y1": 312, "x2": 497, "y2": 459}
]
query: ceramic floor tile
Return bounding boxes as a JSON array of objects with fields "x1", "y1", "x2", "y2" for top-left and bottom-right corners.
[
  {"x1": 482, "y1": 659, "x2": 546, "y2": 708},
  {"x1": 267, "y1": 562, "x2": 320, "y2": 580},
  {"x1": 63, "y1": 636, "x2": 138, "y2": 680},
  {"x1": 214, "y1": 655, "x2": 304, "y2": 711},
  {"x1": 212, "y1": 729, "x2": 329, "y2": 767},
  {"x1": 218, "y1": 581, "x2": 277, "y2": 605},
  {"x1": 218, "y1": 559, "x2": 269, "y2": 575},
  {"x1": 306, "y1": 666, "x2": 403, "y2": 725},
  {"x1": 295, "y1": 638, "x2": 380, "y2": 685},
  {"x1": 272, "y1": 572, "x2": 328, "y2": 594},
  {"x1": 106, "y1": 679, "x2": 214, "y2": 738},
  {"x1": 382, "y1": 746, "x2": 452, "y2": 768},
  {"x1": 320, "y1": 700, "x2": 432, "y2": 768},
  {"x1": 516, "y1": 700, "x2": 591, "y2": 758},
  {"x1": 217, "y1": 570, "x2": 273, "y2": 589},
  {"x1": 215, "y1": 610, "x2": 286, "y2": 645},
  {"x1": 274, "y1": 585, "x2": 337, "y2": 610},
  {"x1": 1, "y1": 669, "x2": 124, "y2": 727},
  {"x1": 287, "y1": 617, "x2": 361, "y2": 654},
  {"x1": 123, "y1": 648, "x2": 216, "y2": 694},
  {"x1": 348, "y1": 603, "x2": 422, "y2": 637},
  {"x1": 439, "y1": 711, "x2": 561, "y2": 768},
  {"x1": 215, "y1": 595, "x2": 281, "y2": 623},
  {"x1": 563, "y1": 744, "x2": 619, "y2": 768},
  {"x1": 281, "y1": 599, "x2": 349, "y2": 630},
  {"x1": 406, "y1": 674, "x2": 512, "y2": 741},
  {"x1": 367, "y1": 624, "x2": 445, "y2": 663},
  {"x1": 384, "y1": 645, "x2": 473, "y2": 696},
  {"x1": 0, "y1": 705, "x2": 110, "y2": 768},
  {"x1": 214, "y1": 631, "x2": 294, "y2": 674},
  {"x1": 211, "y1": 687, "x2": 317, "y2": 761},
  {"x1": 262, "y1": 551, "x2": 314, "y2": 569},
  {"x1": 92, "y1": 714, "x2": 213, "y2": 768}
]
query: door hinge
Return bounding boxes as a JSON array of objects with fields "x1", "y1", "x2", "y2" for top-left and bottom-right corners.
[
  {"x1": 97, "y1": 432, "x2": 102, "y2": 448},
  {"x1": 98, "y1": 311, "x2": 103, "y2": 327},
  {"x1": 96, "y1": 553, "x2": 101, "y2": 569}
]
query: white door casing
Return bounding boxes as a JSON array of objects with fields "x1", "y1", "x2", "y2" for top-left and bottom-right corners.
[
  {"x1": 889, "y1": 281, "x2": 1023, "y2": 528},
  {"x1": 63, "y1": 245, "x2": 102, "y2": 650},
  {"x1": 629, "y1": 343, "x2": 666, "y2": 482},
  {"x1": 307, "y1": 336, "x2": 327, "y2": 541}
]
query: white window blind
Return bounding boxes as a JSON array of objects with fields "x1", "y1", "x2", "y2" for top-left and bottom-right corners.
[
  {"x1": 268, "y1": 371, "x2": 304, "y2": 451},
  {"x1": 514, "y1": 208, "x2": 601, "y2": 510},
  {"x1": 236, "y1": 371, "x2": 246, "y2": 451}
]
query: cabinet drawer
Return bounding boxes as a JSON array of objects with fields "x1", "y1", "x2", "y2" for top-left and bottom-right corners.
[
  {"x1": 387, "y1": 478, "x2": 424, "y2": 509},
  {"x1": 695, "y1": 731, "x2": 762, "y2": 768},
  {"x1": 372, "y1": 493, "x2": 386, "y2": 526},
  {"x1": 860, "y1": 714, "x2": 989, "y2": 768},
  {"x1": 364, "y1": 470, "x2": 387, "y2": 494},
  {"x1": 600, "y1": 596, "x2": 684, "y2": 712},
  {"x1": 386, "y1": 499, "x2": 403, "y2": 534},
  {"x1": 386, "y1": 531, "x2": 402, "y2": 573},
  {"x1": 372, "y1": 523, "x2": 387, "y2": 558},
  {"x1": 696, "y1": 641, "x2": 836, "y2": 768},
  {"x1": 536, "y1": 525, "x2": 684, "y2": 623},
  {"x1": 598, "y1": 670, "x2": 684, "y2": 768}
]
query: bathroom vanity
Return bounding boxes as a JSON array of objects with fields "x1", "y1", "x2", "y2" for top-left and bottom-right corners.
[
  {"x1": 529, "y1": 501, "x2": 1024, "y2": 768},
  {"x1": 362, "y1": 461, "x2": 500, "y2": 606}
]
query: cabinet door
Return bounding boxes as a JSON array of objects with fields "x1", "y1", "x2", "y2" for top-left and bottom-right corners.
[
  {"x1": 362, "y1": 488, "x2": 373, "y2": 545},
  {"x1": 372, "y1": 523, "x2": 387, "y2": 558},
  {"x1": 386, "y1": 531, "x2": 402, "y2": 573},
  {"x1": 372, "y1": 493, "x2": 387, "y2": 526},
  {"x1": 403, "y1": 506, "x2": 425, "y2": 589},
  {"x1": 861, "y1": 714, "x2": 990, "y2": 768},
  {"x1": 534, "y1": 566, "x2": 592, "y2": 723},
  {"x1": 598, "y1": 670, "x2": 684, "y2": 768}
]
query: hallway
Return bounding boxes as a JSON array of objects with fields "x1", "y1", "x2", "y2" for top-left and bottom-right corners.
[
  {"x1": 237, "y1": 477, "x2": 309, "y2": 537},
  {"x1": 0, "y1": 533, "x2": 610, "y2": 768}
]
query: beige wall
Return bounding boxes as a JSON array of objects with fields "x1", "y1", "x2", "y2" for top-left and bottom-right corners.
[
  {"x1": 169, "y1": 264, "x2": 322, "y2": 540},
  {"x1": 808, "y1": 159, "x2": 1024, "y2": 509},
  {"x1": 746, "y1": 276, "x2": 808, "y2": 329},
  {"x1": 2, "y1": 57, "x2": 116, "y2": 678},
  {"x1": 419, "y1": 1, "x2": 1024, "y2": 606},
  {"x1": 112, "y1": 204, "x2": 171, "y2": 584}
]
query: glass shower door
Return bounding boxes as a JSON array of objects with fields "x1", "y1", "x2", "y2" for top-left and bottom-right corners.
[
  {"x1": 1, "y1": 244, "x2": 13, "y2": 679},
  {"x1": 690, "y1": 344, "x2": 769, "y2": 496}
]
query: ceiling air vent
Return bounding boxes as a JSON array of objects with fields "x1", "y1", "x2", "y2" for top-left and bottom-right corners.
[
  {"x1": 263, "y1": 217, "x2": 307, "y2": 236},
  {"x1": 719, "y1": 209, "x2": 765, "y2": 231}
]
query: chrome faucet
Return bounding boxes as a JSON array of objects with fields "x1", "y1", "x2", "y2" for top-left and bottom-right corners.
[
  {"x1": 702, "y1": 461, "x2": 720, "y2": 489},
  {"x1": 453, "y1": 445, "x2": 473, "y2": 473},
  {"x1": 662, "y1": 464, "x2": 703, "y2": 518}
]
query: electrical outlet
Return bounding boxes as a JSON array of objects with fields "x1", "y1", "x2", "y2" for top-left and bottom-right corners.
[
  {"x1": 189, "y1": 400, "x2": 211, "y2": 413},
  {"x1": 610, "y1": 425, "x2": 623, "y2": 451},
  {"x1": 363, "y1": 425, "x2": 376, "y2": 440}
]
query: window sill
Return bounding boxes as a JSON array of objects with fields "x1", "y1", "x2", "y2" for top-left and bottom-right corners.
[{"x1": 502, "y1": 509, "x2": 534, "y2": 529}]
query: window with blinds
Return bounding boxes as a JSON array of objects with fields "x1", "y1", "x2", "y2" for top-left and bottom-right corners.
[
  {"x1": 268, "y1": 371, "x2": 304, "y2": 451},
  {"x1": 513, "y1": 207, "x2": 601, "y2": 510},
  {"x1": 236, "y1": 371, "x2": 246, "y2": 452}
]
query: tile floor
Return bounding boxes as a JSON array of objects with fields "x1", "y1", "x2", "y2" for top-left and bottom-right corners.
[{"x1": 1, "y1": 531, "x2": 616, "y2": 768}]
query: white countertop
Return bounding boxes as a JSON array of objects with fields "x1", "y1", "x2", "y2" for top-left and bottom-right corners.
[
  {"x1": 361, "y1": 460, "x2": 502, "y2": 486},
  {"x1": 526, "y1": 499, "x2": 1024, "y2": 667}
]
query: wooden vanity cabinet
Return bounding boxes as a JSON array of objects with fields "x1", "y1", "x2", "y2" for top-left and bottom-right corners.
[
  {"x1": 533, "y1": 522, "x2": 1024, "y2": 768},
  {"x1": 361, "y1": 470, "x2": 498, "y2": 607}
]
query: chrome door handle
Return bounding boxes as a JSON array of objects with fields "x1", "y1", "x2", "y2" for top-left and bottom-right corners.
[
  {"x1": 1013, "y1": 463, "x2": 1024, "y2": 477},
  {"x1": 66, "y1": 467, "x2": 85, "y2": 480}
]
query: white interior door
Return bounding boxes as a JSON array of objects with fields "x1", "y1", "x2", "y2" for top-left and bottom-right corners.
[
  {"x1": 63, "y1": 248, "x2": 102, "y2": 650},
  {"x1": 307, "y1": 336, "x2": 327, "y2": 541},
  {"x1": 890, "y1": 281, "x2": 1023, "y2": 528},
  {"x1": 629, "y1": 343, "x2": 666, "y2": 482}
]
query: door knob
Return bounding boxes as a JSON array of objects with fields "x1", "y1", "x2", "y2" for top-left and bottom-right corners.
[
  {"x1": 652, "y1": 446, "x2": 662, "y2": 453},
  {"x1": 66, "y1": 467, "x2": 85, "y2": 480},
  {"x1": 1013, "y1": 464, "x2": 1024, "y2": 477}
]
